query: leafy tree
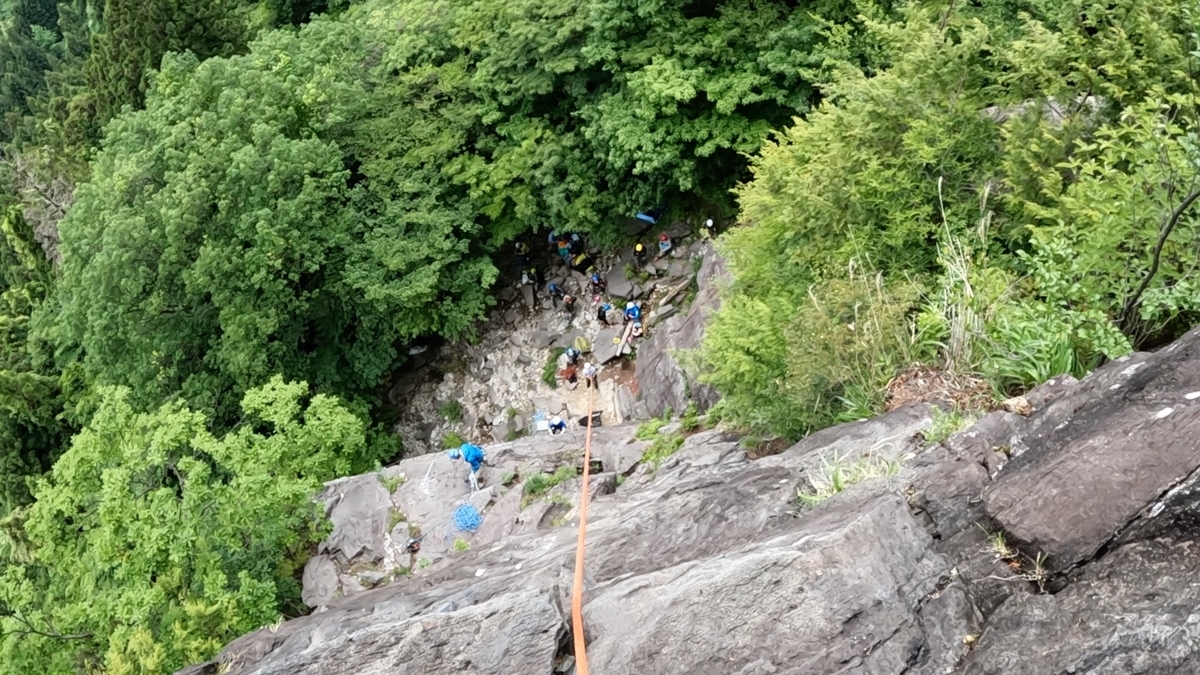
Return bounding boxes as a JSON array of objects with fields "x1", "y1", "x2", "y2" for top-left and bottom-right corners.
[
  {"x1": 0, "y1": 206, "x2": 68, "y2": 513},
  {"x1": 702, "y1": 0, "x2": 1200, "y2": 438},
  {"x1": 0, "y1": 377, "x2": 361, "y2": 675},
  {"x1": 40, "y1": 27, "x2": 498, "y2": 430}
]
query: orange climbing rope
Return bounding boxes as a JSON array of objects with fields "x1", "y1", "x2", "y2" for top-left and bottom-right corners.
[{"x1": 571, "y1": 385, "x2": 595, "y2": 674}]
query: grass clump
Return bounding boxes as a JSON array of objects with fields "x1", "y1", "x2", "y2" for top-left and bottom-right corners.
[
  {"x1": 793, "y1": 452, "x2": 900, "y2": 507},
  {"x1": 438, "y1": 400, "x2": 465, "y2": 423},
  {"x1": 635, "y1": 418, "x2": 666, "y2": 440},
  {"x1": 388, "y1": 508, "x2": 407, "y2": 531},
  {"x1": 378, "y1": 471, "x2": 405, "y2": 493},
  {"x1": 542, "y1": 347, "x2": 567, "y2": 387},
  {"x1": 680, "y1": 400, "x2": 701, "y2": 432},
  {"x1": 643, "y1": 433, "x2": 685, "y2": 470},
  {"x1": 452, "y1": 538, "x2": 470, "y2": 553},
  {"x1": 925, "y1": 406, "x2": 977, "y2": 445},
  {"x1": 442, "y1": 431, "x2": 466, "y2": 449},
  {"x1": 521, "y1": 465, "x2": 579, "y2": 508}
]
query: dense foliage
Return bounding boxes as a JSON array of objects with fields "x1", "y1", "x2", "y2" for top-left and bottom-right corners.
[
  {"x1": 0, "y1": 377, "x2": 362, "y2": 674},
  {"x1": 0, "y1": 0, "x2": 902, "y2": 671},
  {"x1": 702, "y1": 0, "x2": 1200, "y2": 438}
]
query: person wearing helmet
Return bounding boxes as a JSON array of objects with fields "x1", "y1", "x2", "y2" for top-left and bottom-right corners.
[
  {"x1": 565, "y1": 346, "x2": 581, "y2": 365},
  {"x1": 582, "y1": 361, "x2": 599, "y2": 389},
  {"x1": 549, "y1": 415, "x2": 566, "y2": 435},
  {"x1": 701, "y1": 218, "x2": 716, "y2": 240},
  {"x1": 589, "y1": 271, "x2": 607, "y2": 295},
  {"x1": 631, "y1": 321, "x2": 645, "y2": 338},
  {"x1": 548, "y1": 282, "x2": 565, "y2": 307},
  {"x1": 656, "y1": 233, "x2": 673, "y2": 260},
  {"x1": 562, "y1": 293, "x2": 577, "y2": 314},
  {"x1": 597, "y1": 302, "x2": 613, "y2": 326},
  {"x1": 448, "y1": 442, "x2": 487, "y2": 491},
  {"x1": 633, "y1": 242, "x2": 647, "y2": 268},
  {"x1": 624, "y1": 302, "x2": 641, "y2": 323}
]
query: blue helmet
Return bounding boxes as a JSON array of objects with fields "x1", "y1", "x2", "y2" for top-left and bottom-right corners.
[
  {"x1": 447, "y1": 448, "x2": 462, "y2": 460},
  {"x1": 591, "y1": 272, "x2": 601, "y2": 283}
]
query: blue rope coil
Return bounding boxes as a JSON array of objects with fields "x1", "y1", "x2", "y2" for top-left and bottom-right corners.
[{"x1": 453, "y1": 504, "x2": 483, "y2": 532}]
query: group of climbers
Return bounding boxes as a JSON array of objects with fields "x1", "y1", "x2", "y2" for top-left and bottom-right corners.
[{"x1": 452, "y1": 216, "x2": 720, "y2": 493}]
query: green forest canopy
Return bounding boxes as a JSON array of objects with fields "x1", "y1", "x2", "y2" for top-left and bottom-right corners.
[{"x1": 0, "y1": 0, "x2": 1199, "y2": 672}]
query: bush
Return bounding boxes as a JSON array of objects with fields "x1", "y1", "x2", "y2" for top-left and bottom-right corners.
[
  {"x1": 438, "y1": 400, "x2": 465, "y2": 423},
  {"x1": 542, "y1": 348, "x2": 567, "y2": 388},
  {"x1": 635, "y1": 418, "x2": 666, "y2": 440},
  {"x1": 442, "y1": 432, "x2": 466, "y2": 449},
  {"x1": 643, "y1": 433, "x2": 686, "y2": 470}
]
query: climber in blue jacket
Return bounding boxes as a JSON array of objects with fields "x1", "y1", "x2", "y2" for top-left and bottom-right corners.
[{"x1": 448, "y1": 443, "x2": 487, "y2": 492}]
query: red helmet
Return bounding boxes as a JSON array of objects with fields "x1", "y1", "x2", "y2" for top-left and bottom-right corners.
[{"x1": 659, "y1": 233, "x2": 669, "y2": 241}]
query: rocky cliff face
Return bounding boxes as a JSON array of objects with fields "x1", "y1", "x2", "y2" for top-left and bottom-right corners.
[{"x1": 177, "y1": 324, "x2": 1200, "y2": 675}]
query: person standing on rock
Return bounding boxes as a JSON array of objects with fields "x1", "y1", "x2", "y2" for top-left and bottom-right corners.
[
  {"x1": 565, "y1": 347, "x2": 582, "y2": 366},
  {"x1": 448, "y1": 442, "x2": 487, "y2": 492},
  {"x1": 701, "y1": 218, "x2": 716, "y2": 240},
  {"x1": 597, "y1": 302, "x2": 613, "y2": 326},
  {"x1": 634, "y1": 242, "x2": 647, "y2": 268},
  {"x1": 562, "y1": 293, "x2": 577, "y2": 314},
  {"x1": 582, "y1": 361, "x2": 599, "y2": 389}
]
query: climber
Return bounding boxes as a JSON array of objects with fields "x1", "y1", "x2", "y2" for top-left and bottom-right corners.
[
  {"x1": 624, "y1": 301, "x2": 641, "y2": 323},
  {"x1": 568, "y1": 232, "x2": 585, "y2": 255},
  {"x1": 582, "y1": 361, "x2": 599, "y2": 389},
  {"x1": 547, "y1": 230, "x2": 559, "y2": 248},
  {"x1": 448, "y1": 442, "x2": 487, "y2": 492},
  {"x1": 522, "y1": 265, "x2": 543, "y2": 287},
  {"x1": 549, "y1": 415, "x2": 567, "y2": 435},
  {"x1": 597, "y1": 301, "x2": 613, "y2": 326},
  {"x1": 701, "y1": 218, "x2": 716, "y2": 240},
  {"x1": 571, "y1": 251, "x2": 592, "y2": 272},
  {"x1": 515, "y1": 241, "x2": 530, "y2": 256},
  {"x1": 548, "y1": 282, "x2": 566, "y2": 307},
  {"x1": 562, "y1": 293, "x2": 577, "y2": 314},
  {"x1": 633, "y1": 242, "x2": 647, "y2": 267},
  {"x1": 656, "y1": 233, "x2": 673, "y2": 260},
  {"x1": 589, "y1": 271, "x2": 607, "y2": 296},
  {"x1": 565, "y1": 346, "x2": 582, "y2": 366},
  {"x1": 556, "y1": 237, "x2": 572, "y2": 263},
  {"x1": 630, "y1": 321, "x2": 645, "y2": 339}
]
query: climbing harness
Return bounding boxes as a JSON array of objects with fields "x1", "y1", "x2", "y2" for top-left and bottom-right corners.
[{"x1": 571, "y1": 385, "x2": 596, "y2": 675}]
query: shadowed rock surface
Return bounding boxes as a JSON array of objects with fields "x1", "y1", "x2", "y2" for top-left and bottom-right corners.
[{"x1": 178, "y1": 326, "x2": 1200, "y2": 675}]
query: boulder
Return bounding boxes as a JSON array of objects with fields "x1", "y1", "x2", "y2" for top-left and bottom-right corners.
[
  {"x1": 520, "y1": 284, "x2": 535, "y2": 308},
  {"x1": 319, "y1": 476, "x2": 391, "y2": 564},
  {"x1": 300, "y1": 555, "x2": 339, "y2": 608},
  {"x1": 648, "y1": 303, "x2": 676, "y2": 324},
  {"x1": 593, "y1": 327, "x2": 631, "y2": 364},
  {"x1": 605, "y1": 267, "x2": 635, "y2": 299},
  {"x1": 984, "y1": 333, "x2": 1200, "y2": 572}
]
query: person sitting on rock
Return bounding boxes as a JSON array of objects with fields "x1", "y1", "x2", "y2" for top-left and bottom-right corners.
[
  {"x1": 624, "y1": 302, "x2": 641, "y2": 323},
  {"x1": 569, "y1": 232, "x2": 584, "y2": 255},
  {"x1": 556, "y1": 237, "x2": 572, "y2": 263},
  {"x1": 582, "y1": 361, "x2": 599, "y2": 389},
  {"x1": 656, "y1": 233, "x2": 673, "y2": 260},
  {"x1": 448, "y1": 442, "x2": 487, "y2": 492},
  {"x1": 589, "y1": 271, "x2": 607, "y2": 296},
  {"x1": 630, "y1": 321, "x2": 645, "y2": 339},
  {"x1": 548, "y1": 282, "x2": 565, "y2": 307},
  {"x1": 634, "y1": 242, "x2": 647, "y2": 267},
  {"x1": 549, "y1": 415, "x2": 566, "y2": 435},
  {"x1": 597, "y1": 302, "x2": 613, "y2": 326},
  {"x1": 562, "y1": 293, "x2": 577, "y2": 314}
]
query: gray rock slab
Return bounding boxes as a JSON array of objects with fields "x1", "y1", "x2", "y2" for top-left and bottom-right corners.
[
  {"x1": 320, "y1": 476, "x2": 391, "y2": 565},
  {"x1": 301, "y1": 555, "x2": 339, "y2": 608}
]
